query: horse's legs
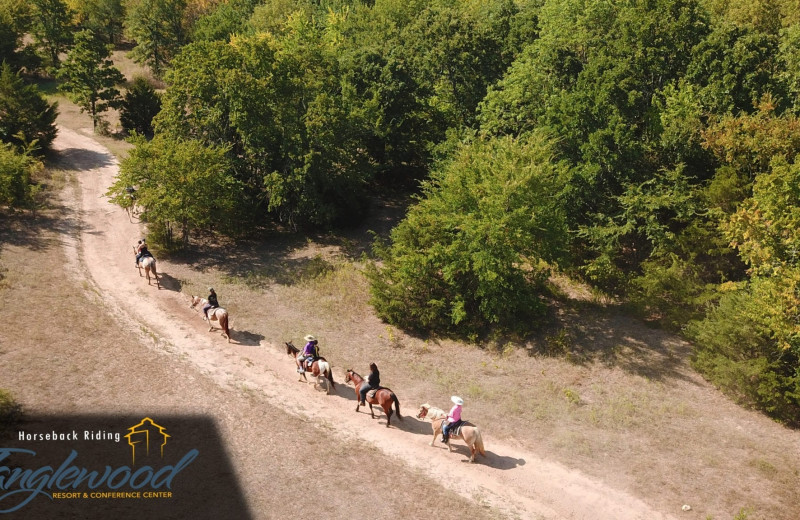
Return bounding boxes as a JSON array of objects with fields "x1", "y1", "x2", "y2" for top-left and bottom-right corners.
[
  {"x1": 430, "y1": 425, "x2": 441, "y2": 446},
  {"x1": 368, "y1": 403, "x2": 375, "y2": 419},
  {"x1": 385, "y1": 407, "x2": 392, "y2": 428}
]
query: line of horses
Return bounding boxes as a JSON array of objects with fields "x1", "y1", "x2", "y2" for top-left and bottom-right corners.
[
  {"x1": 132, "y1": 248, "x2": 232, "y2": 343},
  {"x1": 284, "y1": 342, "x2": 486, "y2": 463},
  {"x1": 131, "y1": 249, "x2": 484, "y2": 462}
]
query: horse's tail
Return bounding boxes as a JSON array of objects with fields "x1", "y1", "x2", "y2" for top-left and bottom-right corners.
[
  {"x1": 392, "y1": 393, "x2": 402, "y2": 421},
  {"x1": 474, "y1": 428, "x2": 485, "y2": 456},
  {"x1": 219, "y1": 311, "x2": 230, "y2": 342},
  {"x1": 319, "y1": 361, "x2": 335, "y2": 389}
]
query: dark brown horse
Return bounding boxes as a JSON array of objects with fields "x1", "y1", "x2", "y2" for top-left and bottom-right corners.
[
  {"x1": 344, "y1": 369, "x2": 402, "y2": 427},
  {"x1": 285, "y1": 341, "x2": 335, "y2": 394}
]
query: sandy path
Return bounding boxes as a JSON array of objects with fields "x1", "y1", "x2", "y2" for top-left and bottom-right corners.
[{"x1": 54, "y1": 126, "x2": 678, "y2": 520}]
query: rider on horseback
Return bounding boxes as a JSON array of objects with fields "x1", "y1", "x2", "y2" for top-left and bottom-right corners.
[
  {"x1": 441, "y1": 396, "x2": 463, "y2": 443},
  {"x1": 358, "y1": 362, "x2": 380, "y2": 406},
  {"x1": 203, "y1": 288, "x2": 219, "y2": 321},
  {"x1": 135, "y1": 239, "x2": 151, "y2": 266},
  {"x1": 297, "y1": 335, "x2": 318, "y2": 373}
]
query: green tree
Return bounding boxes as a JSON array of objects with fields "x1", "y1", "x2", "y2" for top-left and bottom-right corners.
[
  {"x1": 125, "y1": 0, "x2": 187, "y2": 76},
  {"x1": 0, "y1": 62, "x2": 58, "y2": 153},
  {"x1": 120, "y1": 75, "x2": 161, "y2": 137},
  {"x1": 0, "y1": 0, "x2": 33, "y2": 69},
  {"x1": 686, "y1": 22, "x2": 786, "y2": 115},
  {"x1": 368, "y1": 132, "x2": 569, "y2": 336},
  {"x1": 30, "y1": 0, "x2": 74, "y2": 69},
  {"x1": 193, "y1": 0, "x2": 259, "y2": 42},
  {"x1": 72, "y1": 0, "x2": 125, "y2": 44},
  {"x1": 57, "y1": 29, "x2": 124, "y2": 131},
  {"x1": 107, "y1": 135, "x2": 243, "y2": 248},
  {"x1": 0, "y1": 143, "x2": 42, "y2": 210}
]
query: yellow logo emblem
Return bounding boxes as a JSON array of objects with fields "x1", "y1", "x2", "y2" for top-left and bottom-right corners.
[{"x1": 124, "y1": 417, "x2": 170, "y2": 465}]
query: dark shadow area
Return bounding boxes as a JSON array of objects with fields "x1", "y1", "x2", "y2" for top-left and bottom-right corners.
[
  {"x1": 479, "y1": 451, "x2": 526, "y2": 470},
  {"x1": 166, "y1": 194, "x2": 412, "y2": 289},
  {"x1": 0, "y1": 210, "x2": 70, "y2": 252},
  {"x1": 52, "y1": 147, "x2": 115, "y2": 171},
  {"x1": 393, "y1": 417, "x2": 442, "y2": 437},
  {"x1": 229, "y1": 330, "x2": 264, "y2": 347},
  {"x1": 4, "y1": 414, "x2": 252, "y2": 519},
  {"x1": 150, "y1": 272, "x2": 181, "y2": 293},
  {"x1": 520, "y1": 298, "x2": 699, "y2": 385}
]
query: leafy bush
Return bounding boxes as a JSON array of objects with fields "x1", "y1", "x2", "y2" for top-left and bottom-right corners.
[
  {"x1": 120, "y1": 76, "x2": 161, "y2": 137},
  {"x1": 689, "y1": 282, "x2": 800, "y2": 425},
  {"x1": 368, "y1": 132, "x2": 570, "y2": 337},
  {"x1": 0, "y1": 143, "x2": 42, "y2": 210}
]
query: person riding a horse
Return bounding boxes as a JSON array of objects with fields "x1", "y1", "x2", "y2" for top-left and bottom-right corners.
[
  {"x1": 297, "y1": 335, "x2": 318, "y2": 373},
  {"x1": 358, "y1": 362, "x2": 380, "y2": 406},
  {"x1": 441, "y1": 396, "x2": 464, "y2": 443},
  {"x1": 203, "y1": 288, "x2": 219, "y2": 321},
  {"x1": 135, "y1": 239, "x2": 152, "y2": 267}
]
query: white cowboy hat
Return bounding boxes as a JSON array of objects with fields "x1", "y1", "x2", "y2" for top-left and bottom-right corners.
[
  {"x1": 208, "y1": 287, "x2": 214, "y2": 292},
  {"x1": 451, "y1": 396, "x2": 464, "y2": 406},
  {"x1": 304, "y1": 335, "x2": 316, "y2": 342}
]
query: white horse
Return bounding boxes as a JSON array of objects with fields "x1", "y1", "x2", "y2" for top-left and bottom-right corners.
[
  {"x1": 189, "y1": 295, "x2": 231, "y2": 342},
  {"x1": 133, "y1": 246, "x2": 159, "y2": 288}
]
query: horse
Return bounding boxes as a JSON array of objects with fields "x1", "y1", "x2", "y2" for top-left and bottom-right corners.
[
  {"x1": 189, "y1": 295, "x2": 231, "y2": 343},
  {"x1": 417, "y1": 403, "x2": 486, "y2": 463},
  {"x1": 344, "y1": 369, "x2": 402, "y2": 427},
  {"x1": 133, "y1": 247, "x2": 160, "y2": 288},
  {"x1": 285, "y1": 341, "x2": 335, "y2": 394}
]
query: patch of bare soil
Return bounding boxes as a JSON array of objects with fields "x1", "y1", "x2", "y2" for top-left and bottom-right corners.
[{"x1": 38, "y1": 126, "x2": 696, "y2": 520}]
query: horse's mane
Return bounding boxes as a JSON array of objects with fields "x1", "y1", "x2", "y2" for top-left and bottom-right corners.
[{"x1": 419, "y1": 404, "x2": 447, "y2": 421}]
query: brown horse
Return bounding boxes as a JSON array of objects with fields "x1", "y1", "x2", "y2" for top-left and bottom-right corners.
[
  {"x1": 344, "y1": 370, "x2": 402, "y2": 427},
  {"x1": 417, "y1": 403, "x2": 486, "y2": 463},
  {"x1": 189, "y1": 295, "x2": 231, "y2": 343},
  {"x1": 285, "y1": 341, "x2": 335, "y2": 394},
  {"x1": 133, "y1": 247, "x2": 160, "y2": 288}
]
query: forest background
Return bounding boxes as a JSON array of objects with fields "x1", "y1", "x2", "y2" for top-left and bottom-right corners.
[{"x1": 2, "y1": 0, "x2": 800, "y2": 427}]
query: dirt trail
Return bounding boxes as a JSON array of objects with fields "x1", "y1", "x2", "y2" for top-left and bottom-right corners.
[{"x1": 55, "y1": 126, "x2": 678, "y2": 520}]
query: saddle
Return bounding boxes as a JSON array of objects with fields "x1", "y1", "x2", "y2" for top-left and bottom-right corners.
[
  {"x1": 448, "y1": 419, "x2": 465, "y2": 436},
  {"x1": 367, "y1": 388, "x2": 381, "y2": 399}
]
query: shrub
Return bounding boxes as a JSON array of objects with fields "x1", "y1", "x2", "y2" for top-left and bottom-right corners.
[
  {"x1": 0, "y1": 143, "x2": 42, "y2": 210},
  {"x1": 120, "y1": 76, "x2": 161, "y2": 137},
  {"x1": 688, "y1": 283, "x2": 800, "y2": 425},
  {"x1": 368, "y1": 132, "x2": 570, "y2": 337}
]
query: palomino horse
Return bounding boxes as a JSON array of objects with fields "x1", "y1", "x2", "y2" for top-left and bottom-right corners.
[
  {"x1": 285, "y1": 341, "x2": 335, "y2": 394},
  {"x1": 189, "y1": 295, "x2": 231, "y2": 343},
  {"x1": 417, "y1": 403, "x2": 486, "y2": 463},
  {"x1": 344, "y1": 370, "x2": 402, "y2": 427}
]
